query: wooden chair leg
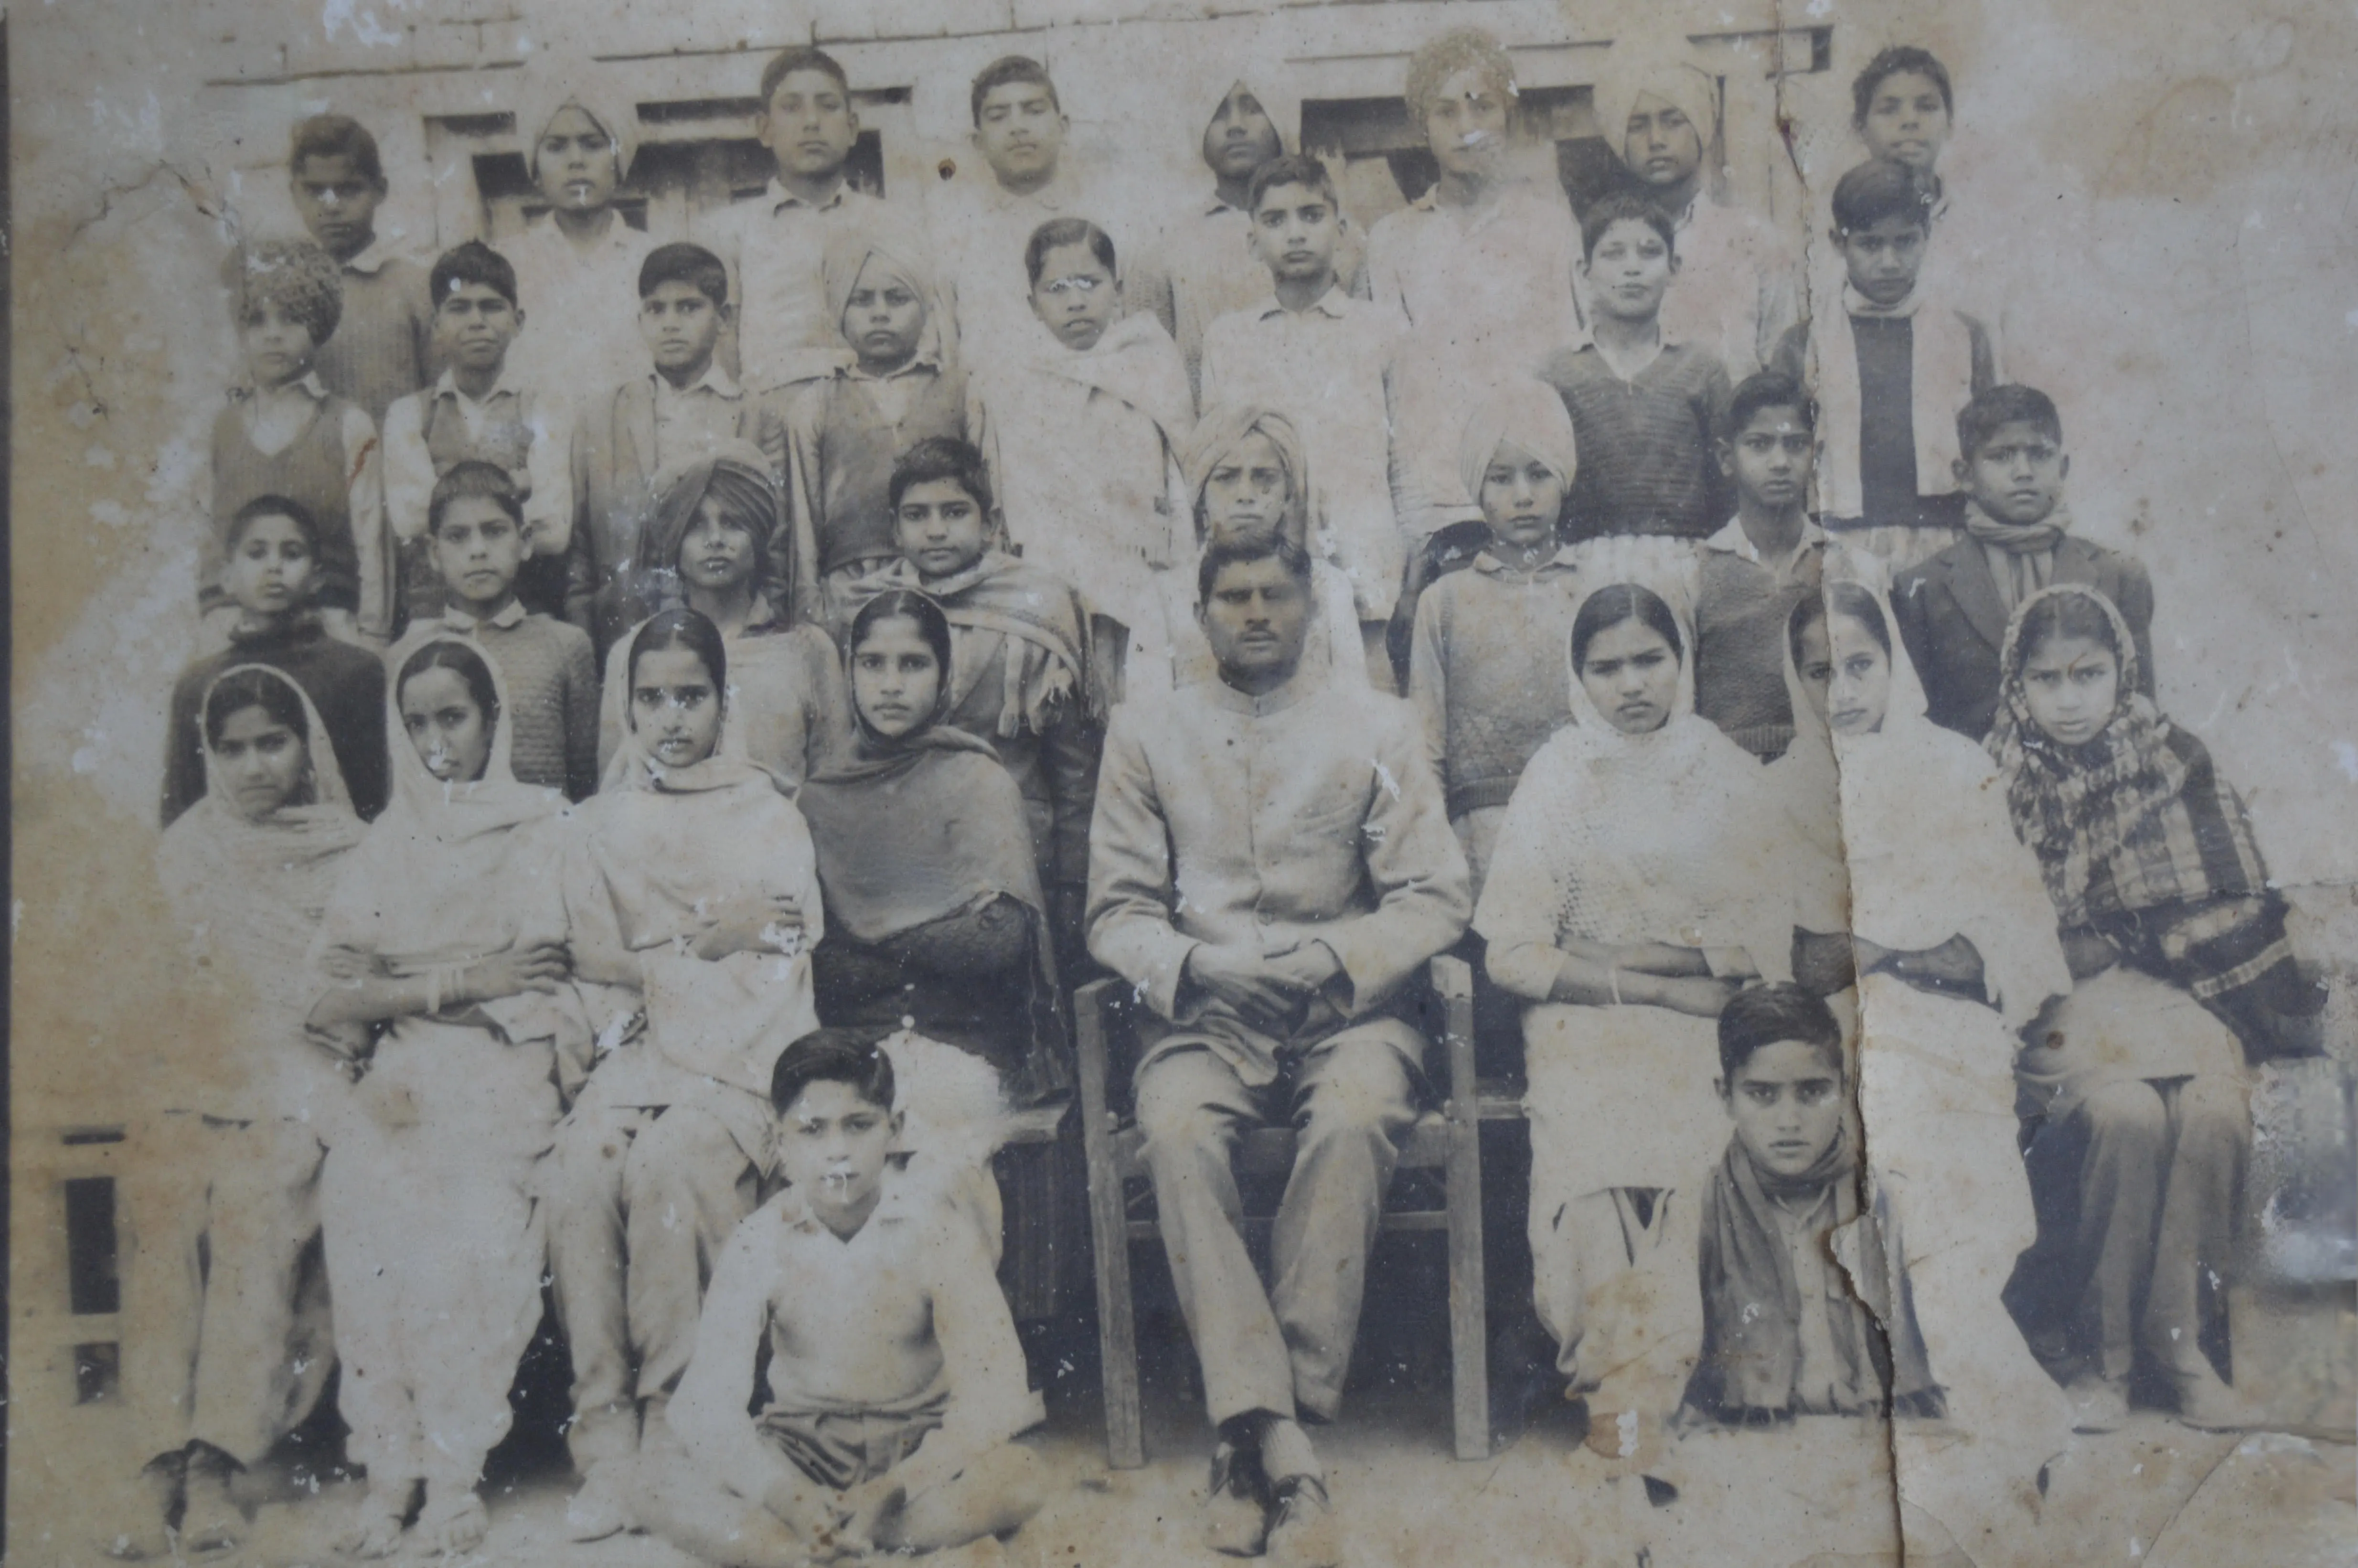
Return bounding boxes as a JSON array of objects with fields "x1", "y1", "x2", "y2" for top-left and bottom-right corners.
[
  {"x1": 1077, "y1": 981, "x2": 1146, "y2": 1469},
  {"x1": 1434, "y1": 955, "x2": 1491, "y2": 1461}
]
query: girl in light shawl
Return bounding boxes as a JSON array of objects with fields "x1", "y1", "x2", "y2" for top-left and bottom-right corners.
[
  {"x1": 1474, "y1": 582, "x2": 1786, "y2": 1456},
  {"x1": 783, "y1": 227, "x2": 968, "y2": 626},
  {"x1": 601, "y1": 443, "x2": 848, "y2": 792},
  {"x1": 1174, "y1": 403, "x2": 1369, "y2": 690},
  {"x1": 1781, "y1": 582, "x2": 2077, "y2": 1558},
  {"x1": 1987, "y1": 583, "x2": 2305, "y2": 1431},
  {"x1": 798, "y1": 591, "x2": 1075, "y2": 1310},
  {"x1": 972, "y1": 218, "x2": 1195, "y2": 700},
  {"x1": 548, "y1": 609, "x2": 826, "y2": 1531},
  {"x1": 307, "y1": 637, "x2": 586, "y2": 1557},
  {"x1": 116, "y1": 669, "x2": 365, "y2": 1558},
  {"x1": 502, "y1": 53, "x2": 657, "y2": 404}
]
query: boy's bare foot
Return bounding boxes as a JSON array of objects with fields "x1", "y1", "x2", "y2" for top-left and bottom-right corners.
[
  {"x1": 2064, "y1": 1376, "x2": 2131, "y2": 1434},
  {"x1": 1202, "y1": 1440, "x2": 1270, "y2": 1557},
  {"x1": 101, "y1": 1450, "x2": 185, "y2": 1560},
  {"x1": 565, "y1": 1458, "x2": 637, "y2": 1542},
  {"x1": 414, "y1": 1487, "x2": 491, "y2": 1557},
  {"x1": 1263, "y1": 1476, "x2": 1340, "y2": 1568},
  {"x1": 178, "y1": 1443, "x2": 246, "y2": 1554},
  {"x1": 335, "y1": 1476, "x2": 417, "y2": 1558},
  {"x1": 2163, "y1": 1355, "x2": 2269, "y2": 1432}
]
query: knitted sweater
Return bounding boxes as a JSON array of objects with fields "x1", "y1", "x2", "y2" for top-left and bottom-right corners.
[{"x1": 1408, "y1": 548, "x2": 1585, "y2": 818}]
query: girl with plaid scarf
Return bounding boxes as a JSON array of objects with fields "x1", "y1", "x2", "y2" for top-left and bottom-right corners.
[{"x1": 1988, "y1": 582, "x2": 2321, "y2": 1432}]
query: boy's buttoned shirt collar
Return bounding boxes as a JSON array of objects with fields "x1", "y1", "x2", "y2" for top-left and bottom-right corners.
[
  {"x1": 427, "y1": 364, "x2": 525, "y2": 423},
  {"x1": 651, "y1": 361, "x2": 741, "y2": 412},
  {"x1": 236, "y1": 370, "x2": 334, "y2": 405},
  {"x1": 1472, "y1": 542, "x2": 1584, "y2": 577},
  {"x1": 1704, "y1": 514, "x2": 1827, "y2": 580},
  {"x1": 1247, "y1": 285, "x2": 1352, "y2": 324},
  {"x1": 758, "y1": 174, "x2": 858, "y2": 218},
  {"x1": 434, "y1": 598, "x2": 529, "y2": 635},
  {"x1": 339, "y1": 232, "x2": 408, "y2": 277}
]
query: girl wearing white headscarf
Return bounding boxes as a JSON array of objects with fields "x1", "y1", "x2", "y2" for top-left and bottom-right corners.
[
  {"x1": 1474, "y1": 582, "x2": 1784, "y2": 1453},
  {"x1": 116, "y1": 668, "x2": 366, "y2": 1557},
  {"x1": 547, "y1": 609, "x2": 825, "y2": 1531},
  {"x1": 1591, "y1": 40, "x2": 1800, "y2": 380},
  {"x1": 1782, "y1": 580, "x2": 2074, "y2": 1565},
  {"x1": 502, "y1": 54, "x2": 658, "y2": 408},
  {"x1": 307, "y1": 637, "x2": 587, "y2": 1558}
]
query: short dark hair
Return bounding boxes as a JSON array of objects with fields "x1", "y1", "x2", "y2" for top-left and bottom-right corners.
[
  {"x1": 204, "y1": 666, "x2": 312, "y2": 752},
  {"x1": 639, "y1": 242, "x2": 729, "y2": 307},
  {"x1": 1851, "y1": 46, "x2": 1955, "y2": 131},
  {"x1": 770, "y1": 1028, "x2": 897, "y2": 1115},
  {"x1": 1721, "y1": 371, "x2": 1814, "y2": 444},
  {"x1": 1824, "y1": 580, "x2": 1892, "y2": 658},
  {"x1": 427, "y1": 459, "x2": 525, "y2": 537},
  {"x1": 971, "y1": 55, "x2": 1059, "y2": 126},
  {"x1": 889, "y1": 437, "x2": 993, "y2": 517},
  {"x1": 1718, "y1": 983, "x2": 1844, "y2": 1082},
  {"x1": 430, "y1": 240, "x2": 519, "y2": 310},
  {"x1": 289, "y1": 113, "x2": 385, "y2": 186},
  {"x1": 1579, "y1": 192, "x2": 1676, "y2": 261},
  {"x1": 1246, "y1": 154, "x2": 1337, "y2": 217},
  {"x1": 1956, "y1": 384, "x2": 2063, "y2": 459},
  {"x1": 760, "y1": 47, "x2": 852, "y2": 113},
  {"x1": 225, "y1": 493, "x2": 326, "y2": 559},
  {"x1": 1024, "y1": 217, "x2": 1116, "y2": 288},
  {"x1": 628, "y1": 607, "x2": 729, "y2": 700},
  {"x1": 1831, "y1": 158, "x2": 1937, "y2": 235},
  {"x1": 1571, "y1": 582, "x2": 1682, "y2": 672},
  {"x1": 1196, "y1": 529, "x2": 1312, "y2": 605}
]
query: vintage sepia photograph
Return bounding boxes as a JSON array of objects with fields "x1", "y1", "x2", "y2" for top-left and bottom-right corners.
[{"x1": 7, "y1": 0, "x2": 2355, "y2": 1563}]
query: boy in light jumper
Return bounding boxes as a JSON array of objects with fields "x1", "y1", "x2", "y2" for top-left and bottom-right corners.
[
  {"x1": 1201, "y1": 154, "x2": 1403, "y2": 686},
  {"x1": 634, "y1": 1033, "x2": 1047, "y2": 1567}
]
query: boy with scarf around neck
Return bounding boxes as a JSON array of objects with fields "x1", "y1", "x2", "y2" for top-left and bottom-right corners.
[
  {"x1": 1771, "y1": 159, "x2": 1997, "y2": 575},
  {"x1": 1891, "y1": 385, "x2": 2156, "y2": 740},
  {"x1": 1086, "y1": 533, "x2": 1471, "y2": 1567},
  {"x1": 1690, "y1": 986, "x2": 1939, "y2": 1425}
]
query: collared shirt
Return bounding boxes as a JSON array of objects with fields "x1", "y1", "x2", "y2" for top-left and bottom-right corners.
[
  {"x1": 1147, "y1": 191, "x2": 1371, "y2": 395},
  {"x1": 650, "y1": 361, "x2": 750, "y2": 460},
  {"x1": 697, "y1": 178, "x2": 906, "y2": 393},
  {"x1": 1199, "y1": 288, "x2": 1405, "y2": 616},
  {"x1": 841, "y1": 350, "x2": 942, "y2": 431},
  {"x1": 668, "y1": 1176, "x2": 1044, "y2": 1509},
  {"x1": 1086, "y1": 671, "x2": 1471, "y2": 1086},
  {"x1": 501, "y1": 212, "x2": 660, "y2": 415},
  {"x1": 1366, "y1": 180, "x2": 1586, "y2": 533},
  {"x1": 1702, "y1": 513, "x2": 1829, "y2": 581},
  {"x1": 381, "y1": 366, "x2": 575, "y2": 553}
]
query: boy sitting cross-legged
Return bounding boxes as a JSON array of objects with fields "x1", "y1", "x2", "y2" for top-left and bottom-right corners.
[{"x1": 634, "y1": 1030, "x2": 1049, "y2": 1567}]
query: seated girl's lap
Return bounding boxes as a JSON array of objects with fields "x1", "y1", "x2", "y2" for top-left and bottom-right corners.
[{"x1": 2018, "y1": 964, "x2": 2247, "y2": 1122}]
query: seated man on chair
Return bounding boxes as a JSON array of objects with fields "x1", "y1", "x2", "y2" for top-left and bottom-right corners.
[{"x1": 1086, "y1": 531, "x2": 1472, "y2": 1566}]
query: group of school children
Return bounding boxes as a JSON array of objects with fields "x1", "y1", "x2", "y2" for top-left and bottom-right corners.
[{"x1": 130, "y1": 22, "x2": 2331, "y2": 1568}]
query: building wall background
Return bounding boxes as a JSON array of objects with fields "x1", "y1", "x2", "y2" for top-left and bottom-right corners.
[{"x1": 9, "y1": 0, "x2": 2355, "y2": 1549}]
